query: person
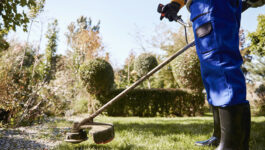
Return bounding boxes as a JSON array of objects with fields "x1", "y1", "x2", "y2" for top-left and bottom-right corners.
[{"x1": 160, "y1": 0, "x2": 264, "y2": 149}]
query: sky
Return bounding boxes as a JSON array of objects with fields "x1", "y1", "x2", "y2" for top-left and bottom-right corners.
[{"x1": 8, "y1": 0, "x2": 265, "y2": 68}]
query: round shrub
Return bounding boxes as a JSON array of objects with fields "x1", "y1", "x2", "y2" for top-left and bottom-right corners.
[
  {"x1": 171, "y1": 48, "x2": 204, "y2": 92},
  {"x1": 134, "y1": 53, "x2": 158, "y2": 77},
  {"x1": 79, "y1": 59, "x2": 114, "y2": 95}
]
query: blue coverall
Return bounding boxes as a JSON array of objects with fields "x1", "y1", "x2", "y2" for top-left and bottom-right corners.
[{"x1": 187, "y1": 0, "x2": 249, "y2": 107}]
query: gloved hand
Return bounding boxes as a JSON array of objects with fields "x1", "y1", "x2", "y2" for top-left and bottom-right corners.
[
  {"x1": 246, "y1": 0, "x2": 265, "y2": 7},
  {"x1": 161, "y1": 2, "x2": 181, "y2": 21}
]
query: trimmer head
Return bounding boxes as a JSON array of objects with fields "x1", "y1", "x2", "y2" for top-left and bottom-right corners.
[
  {"x1": 88, "y1": 123, "x2": 115, "y2": 144},
  {"x1": 65, "y1": 129, "x2": 88, "y2": 144},
  {"x1": 65, "y1": 122, "x2": 114, "y2": 144}
]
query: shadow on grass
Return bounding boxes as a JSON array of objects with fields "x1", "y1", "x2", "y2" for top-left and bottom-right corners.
[
  {"x1": 54, "y1": 142, "x2": 142, "y2": 150},
  {"x1": 250, "y1": 120, "x2": 265, "y2": 150},
  {"x1": 112, "y1": 119, "x2": 265, "y2": 150},
  {"x1": 113, "y1": 121, "x2": 213, "y2": 137}
]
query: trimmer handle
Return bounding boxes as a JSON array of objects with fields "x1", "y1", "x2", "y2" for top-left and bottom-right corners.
[
  {"x1": 157, "y1": 4, "x2": 164, "y2": 13},
  {"x1": 157, "y1": 4, "x2": 165, "y2": 19},
  {"x1": 157, "y1": 3, "x2": 191, "y2": 27}
]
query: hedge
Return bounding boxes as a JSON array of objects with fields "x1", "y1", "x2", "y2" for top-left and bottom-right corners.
[{"x1": 97, "y1": 88, "x2": 205, "y2": 117}]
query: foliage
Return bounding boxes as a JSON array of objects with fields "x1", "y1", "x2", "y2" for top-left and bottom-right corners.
[
  {"x1": 28, "y1": 0, "x2": 46, "y2": 19},
  {"x1": 65, "y1": 16, "x2": 102, "y2": 71},
  {"x1": 152, "y1": 63, "x2": 178, "y2": 88},
  {"x1": 41, "y1": 17, "x2": 105, "y2": 117},
  {"x1": 248, "y1": 15, "x2": 265, "y2": 57},
  {"x1": 0, "y1": 40, "x2": 64, "y2": 126},
  {"x1": 57, "y1": 16, "x2": 105, "y2": 116},
  {"x1": 43, "y1": 19, "x2": 59, "y2": 83},
  {"x1": 171, "y1": 48, "x2": 203, "y2": 92},
  {"x1": 0, "y1": 33, "x2": 9, "y2": 52},
  {"x1": 0, "y1": 15, "x2": 105, "y2": 125},
  {"x1": 255, "y1": 84, "x2": 265, "y2": 115},
  {"x1": 241, "y1": 15, "x2": 265, "y2": 83},
  {"x1": 97, "y1": 88, "x2": 205, "y2": 117},
  {"x1": 150, "y1": 24, "x2": 203, "y2": 91},
  {"x1": 133, "y1": 53, "x2": 158, "y2": 88},
  {"x1": 134, "y1": 53, "x2": 158, "y2": 77},
  {"x1": 71, "y1": 97, "x2": 89, "y2": 115},
  {"x1": 160, "y1": 27, "x2": 203, "y2": 92},
  {"x1": 42, "y1": 59, "x2": 83, "y2": 117},
  {"x1": 80, "y1": 59, "x2": 114, "y2": 95},
  {"x1": 115, "y1": 51, "x2": 138, "y2": 88},
  {"x1": 244, "y1": 57, "x2": 265, "y2": 82},
  {"x1": 0, "y1": 0, "x2": 37, "y2": 32},
  {"x1": 0, "y1": 43, "x2": 45, "y2": 125}
]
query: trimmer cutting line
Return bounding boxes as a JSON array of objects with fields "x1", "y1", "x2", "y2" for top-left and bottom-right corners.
[{"x1": 65, "y1": 3, "x2": 251, "y2": 145}]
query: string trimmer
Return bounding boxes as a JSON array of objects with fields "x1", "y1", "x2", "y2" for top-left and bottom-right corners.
[{"x1": 65, "y1": 2, "x2": 251, "y2": 144}]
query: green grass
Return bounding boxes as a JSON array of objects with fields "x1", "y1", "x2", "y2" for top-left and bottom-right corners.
[{"x1": 54, "y1": 116, "x2": 265, "y2": 150}]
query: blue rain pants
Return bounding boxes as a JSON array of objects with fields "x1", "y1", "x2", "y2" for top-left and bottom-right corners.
[{"x1": 189, "y1": 0, "x2": 249, "y2": 107}]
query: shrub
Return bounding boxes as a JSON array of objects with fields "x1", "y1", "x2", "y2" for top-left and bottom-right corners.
[
  {"x1": 134, "y1": 53, "x2": 158, "y2": 77},
  {"x1": 158, "y1": 27, "x2": 203, "y2": 92},
  {"x1": 171, "y1": 48, "x2": 203, "y2": 92},
  {"x1": 0, "y1": 45, "x2": 45, "y2": 126},
  {"x1": 97, "y1": 88, "x2": 205, "y2": 117},
  {"x1": 79, "y1": 59, "x2": 114, "y2": 95},
  {"x1": 255, "y1": 84, "x2": 265, "y2": 115},
  {"x1": 72, "y1": 98, "x2": 89, "y2": 114}
]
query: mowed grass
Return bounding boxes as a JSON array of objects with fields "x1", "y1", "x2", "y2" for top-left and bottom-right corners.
[{"x1": 54, "y1": 116, "x2": 265, "y2": 150}]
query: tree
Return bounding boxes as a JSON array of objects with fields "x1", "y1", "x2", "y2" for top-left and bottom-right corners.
[
  {"x1": 242, "y1": 15, "x2": 265, "y2": 115},
  {"x1": 243, "y1": 15, "x2": 265, "y2": 82},
  {"x1": 115, "y1": 50, "x2": 138, "y2": 88},
  {"x1": 28, "y1": 0, "x2": 46, "y2": 19},
  {"x1": 0, "y1": 0, "x2": 37, "y2": 33},
  {"x1": 65, "y1": 16, "x2": 102, "y2": 71},
  {"x1": 43, "y1": 19, "x2": 59, "y2": 83},
  {"x1": 0, "y1": 33, "x2": 9, "y2": 52},
  {"x1": 248, "y1": 15, "x2": 265, "y2": 57}
]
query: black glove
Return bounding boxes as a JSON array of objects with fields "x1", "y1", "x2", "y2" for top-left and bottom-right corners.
[
  {"x1": 246, "y1": 0, "x2": 265, "y2": 7},
  {"x1": 161, "y1": 2, "x2": 181, "y2": 22}
]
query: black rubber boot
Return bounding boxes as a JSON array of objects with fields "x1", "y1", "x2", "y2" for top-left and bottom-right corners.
[
  {"x1": 195, "y1": 106, "x2": 221, "y2": 146},
  {"x1": 216, "y1": 103, "x2": 251, "y2": 150}
]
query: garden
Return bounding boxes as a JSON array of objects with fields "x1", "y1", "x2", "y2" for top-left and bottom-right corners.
[{"x1": 0, "y1": 0, "x2": 265, "y2": 150}]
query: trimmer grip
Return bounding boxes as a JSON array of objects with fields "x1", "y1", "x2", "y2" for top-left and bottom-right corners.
[{"x1": 157, "y1": 4, "x2": 164, "y2": 13}]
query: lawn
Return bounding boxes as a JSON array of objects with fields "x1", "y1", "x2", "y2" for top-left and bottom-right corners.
[{"x1": 54, "y1": 116, "x2": 265, "y2": 150}]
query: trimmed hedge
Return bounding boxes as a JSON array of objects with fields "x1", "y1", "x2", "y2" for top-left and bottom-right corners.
[{"x1": 97, "y1": 88, "x2": 205, "y2": 117}]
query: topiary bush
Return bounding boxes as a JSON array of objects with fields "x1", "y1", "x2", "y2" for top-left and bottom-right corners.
[
  {"x1": 171, "y1": 48, "x2": 203, "y2": 92},
  {"x1": 134, "y1": 53, "x2": 158, "y2": 77},
  {"x1": 79, "y1": 59, "x2": 114, "y2": 95}
]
